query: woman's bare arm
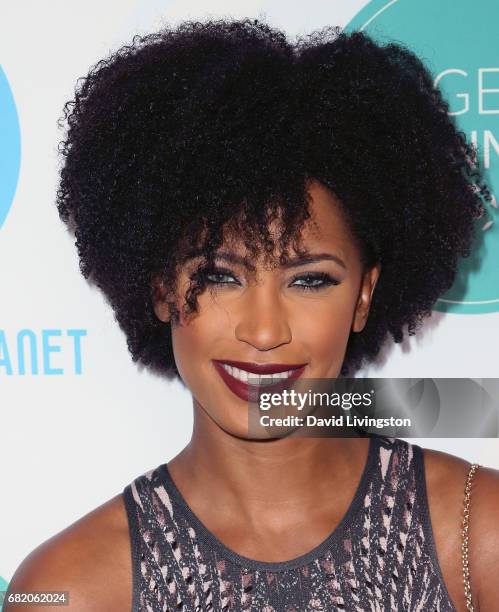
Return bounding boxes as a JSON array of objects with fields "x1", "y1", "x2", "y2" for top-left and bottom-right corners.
[{"x1": 4, "y1": 494, "x2": 131, "y2": 612}]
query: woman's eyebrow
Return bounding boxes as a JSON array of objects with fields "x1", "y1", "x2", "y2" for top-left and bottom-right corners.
[
  {"x1": 281, "y1": 253, "x2": 347, "y2": 270},
  {"x1": 213, "y1": 251, "x2": 347, "y2": 270}
]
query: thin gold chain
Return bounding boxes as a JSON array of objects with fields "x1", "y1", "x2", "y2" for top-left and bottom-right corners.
[{"x1": 462, "y1": 462, "x2": 480, "y2": 611}]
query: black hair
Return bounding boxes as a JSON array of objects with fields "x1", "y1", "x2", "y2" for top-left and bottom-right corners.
[{"x1": 56, "y1": 18, "x2": 489, "y2": 380}]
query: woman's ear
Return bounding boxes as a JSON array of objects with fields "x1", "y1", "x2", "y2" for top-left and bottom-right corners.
[
  {"x1": 352, "y1": 262, "x2": 382, "y2": 333},
  {"x1": 151, "y1": 278, "x2": 171, "y2": 323}
]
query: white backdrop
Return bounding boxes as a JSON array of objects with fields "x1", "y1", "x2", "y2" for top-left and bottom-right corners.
[{"x1": 1, "y1": 0, "x2": 498, "y2": 585}]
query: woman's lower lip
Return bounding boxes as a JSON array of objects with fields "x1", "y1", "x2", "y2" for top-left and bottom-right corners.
[{"x1": 212, "y1": 361, "x2": 306, "y2": 402}]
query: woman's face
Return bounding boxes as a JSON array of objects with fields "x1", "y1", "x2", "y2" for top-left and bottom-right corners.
[{"x1": 153, "y1": 181, "x2": 381, "y2": 439}]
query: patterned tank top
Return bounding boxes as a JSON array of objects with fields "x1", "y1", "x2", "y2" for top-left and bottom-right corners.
[{"x1": 123, "y1": 435, "x2": 456, "y2": 611}]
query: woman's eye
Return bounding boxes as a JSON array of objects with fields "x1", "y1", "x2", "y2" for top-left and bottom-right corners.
[
  {"x1": 202, "y1": 269, "x2": 339, "y2": 291},
  {"x1": 291, "y1": 273, "x2": 340, "y2": 292},
  {"x1": 205, "y1": 269, "x2": 239, "y2": 286}
]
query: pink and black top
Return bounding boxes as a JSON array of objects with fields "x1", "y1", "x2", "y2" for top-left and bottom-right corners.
[{"x1": 123, "y1": 435, "x2": 455, "y2": 611}]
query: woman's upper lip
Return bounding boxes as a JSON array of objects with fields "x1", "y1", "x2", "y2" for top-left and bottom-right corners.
[{"x1": 213, "y1": 359, "x2": 307, "y2": 375}]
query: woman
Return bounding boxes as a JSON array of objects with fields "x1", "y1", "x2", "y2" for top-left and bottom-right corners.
[{"x1": 6, "y1": 18, "x2": 499, "y2": 612}]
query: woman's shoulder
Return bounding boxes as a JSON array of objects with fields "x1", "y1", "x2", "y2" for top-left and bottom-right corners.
[
  {"x1": 4, "y1": 493, "x2": 131, "y2": 612},
  {"x1": 421, "y1": 443, "x2": 499, "y2": 610},
  {"x1": 421, "y1": 442, "x2": 499, "y2": 521}
]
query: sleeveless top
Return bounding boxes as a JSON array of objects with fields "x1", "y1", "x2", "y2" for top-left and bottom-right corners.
[{"x1": 123, "y1": 435, "x2": 456, "y2": 611}]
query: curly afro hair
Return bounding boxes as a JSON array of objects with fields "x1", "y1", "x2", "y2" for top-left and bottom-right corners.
[{"x1": 56, "y1": 18, "x2": 489, "y2": 381}]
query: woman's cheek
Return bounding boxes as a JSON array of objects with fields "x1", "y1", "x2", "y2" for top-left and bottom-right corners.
[{"x1": 292, "y1": 301, "x2": 355, "y2": 376}]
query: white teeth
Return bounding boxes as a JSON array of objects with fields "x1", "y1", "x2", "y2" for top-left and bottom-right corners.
[{"x1": 221, "y1": 364, "x2": 298, "y2": 385}]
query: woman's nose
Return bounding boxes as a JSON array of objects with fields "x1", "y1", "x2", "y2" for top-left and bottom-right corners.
[{"x1": 234, "y1": 285, "x2": 292, "y2": 351}]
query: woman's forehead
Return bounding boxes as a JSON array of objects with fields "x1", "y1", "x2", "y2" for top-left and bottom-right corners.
[
  {"x1": 222, "y1": 186, "x2": 355, "y2": 258},
  {"x1": 179, "y1": 180, "x2": 360, "y2": 271}
]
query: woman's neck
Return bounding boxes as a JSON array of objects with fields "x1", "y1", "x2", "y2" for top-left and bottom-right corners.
[{"x1": 166, "y1": 405, "x2": 370, "y2": 531}]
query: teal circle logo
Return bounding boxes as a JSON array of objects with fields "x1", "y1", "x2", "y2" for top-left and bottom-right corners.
[
  {"x1": 346, "y1": 0, "x2": 499, "y2": 314},
  {"x1": 0, "y1": 575, "x2": 8, "y2": 610},
  {"x1": 0, "y1": 65, "x2": 21, "y2": 230}
]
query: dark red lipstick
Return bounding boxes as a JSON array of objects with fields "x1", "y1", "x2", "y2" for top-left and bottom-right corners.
[{"x1": 212, "y1": 359, "x2": 307, "y2": 402}]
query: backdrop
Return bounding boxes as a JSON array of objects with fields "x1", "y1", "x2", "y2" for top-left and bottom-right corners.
[{"x1": 1, "y1": 0, "x2": 498, "y2": 590}]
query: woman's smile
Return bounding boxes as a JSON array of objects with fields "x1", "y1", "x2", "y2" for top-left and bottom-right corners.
[{"x1": 212, "y1": 359, "x2": 308, "y2": 402}]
